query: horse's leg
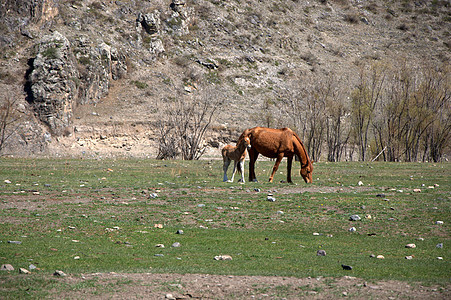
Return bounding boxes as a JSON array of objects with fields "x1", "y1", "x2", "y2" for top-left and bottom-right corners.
[
  {"x1": 238, "y1": 158, "x2": 245, "y2": 183},
  {"x1": 287, "y1": 155, "x2": 293, "y2": 183},
  {"x1": 229, "y1": 160, "x2": 238, "y2": 182},
  {"x1": 269, "y1": 154, "x2": 284, "y2": 183},
  {"x1": 249, "y1": 149, "x2": 259, "y2": 182},
  {"x1": 223, "y1": 157, "x2": 231, "y2": 182}
]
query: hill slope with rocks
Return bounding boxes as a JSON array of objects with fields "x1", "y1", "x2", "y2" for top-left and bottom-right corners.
[{"x1": 0, "y1": 0, "x2": 449, "y2": 158}]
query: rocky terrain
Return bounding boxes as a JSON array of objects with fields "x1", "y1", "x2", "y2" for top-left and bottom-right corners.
[{"x1": 0, "y1": 0, "x2": 449, "y2": 158}]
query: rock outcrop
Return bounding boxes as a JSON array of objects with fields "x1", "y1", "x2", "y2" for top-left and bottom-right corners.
[
  {"x1": 72, "y1": 36, "x2": 127, "y2": 104},
  {"x1": 29, "y1": 31, "x2": 78, "y2": 136}
]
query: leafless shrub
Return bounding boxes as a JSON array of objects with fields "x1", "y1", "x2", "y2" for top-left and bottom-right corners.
[
  {"x1": 156, "y1": 85, "x2": 223, "y2": 160},
  {"x1": 0, "y1": 95, "x2": 25, "y2": 155}
]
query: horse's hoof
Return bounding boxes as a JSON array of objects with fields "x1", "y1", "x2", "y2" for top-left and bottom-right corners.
[{"x1": 251, "y1": 179, "x2": 258, "y2": 182}]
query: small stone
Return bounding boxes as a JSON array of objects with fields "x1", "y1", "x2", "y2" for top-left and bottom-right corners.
[
  {"x1": 405, "y1": 256, "x2": 413, "y2": 260},
  {"x1": 165, "y1": 293, "x2": 176, "y2": 300},
  {"x1": 358, "y1": 181, "x2": 363, "y2": 186},
  {"x1": 413, "y1": 189, "x2": 421, "y2": 193},
  {"x1": 376, "y1": 255, "x2": 385, "y2": 259},
  {"x1": 436, "y1": 221, "x2": 444, "y2": 225},
  {"x1": 349, "y1": 227, "x2": 356, "y2": 232},
  {"x1": 254, "y1": 188, "x2": 261, "y2": 192},
  {"x1": 342, "y1": 291, "x2": 348, "y2": 296},
  {"x1": 154, "y1": 254, "x2": 164, "y2": 257},
  {"x1": 1, "y1": 264, "x2": 14, "y2": 271},
  {"x1": 436, "y1": 243, "x2": 443, "y2": 248},
  {"x1": 154, "y1": 224, "x2": 163, "y2": 228},
  {"x1": 155, "y1": 244, "x2": 165, "y2": 248},
  {"x1": 4, "y1": 180, "x2": 11, "y2": 184},
  {"x1": 19, "y1": 268, "x2": 30, "y2": 274},
  {"x1": 53, "y1": 270, "x2": 67, "y2": 277},
  {"x1": 313, "y1": 232, "x2": 320, "y2": 236},
  {"x1": 267, "y1": 196, "x2": 276, "y2": 202},
  {"x1": 437, "y1": 257, "x2": 443, "y2": 260},
  {"x1": 417, "y1": 238, "x2": 424, "y2": 241},
  {"x1": 341, "y1": 264, "x2": 352, "y2": 270},
  {"x1": 214, "y1": 255, "x2": 232, "y2": 261},
  {"x1": 197, "y1": 204, "x2": 205, "y2": 207},
  {"x1": 317, "y1": 250, "x2": 326, "y2": 256},
  {"x1": 176, "y1": 230, "x2": 184, "y2": 235},
  {"x1": 349, "y1": 215, "x2": 361, "y2": 221},
  {"x1": 172, "y1": 242, "x2": 181, "y2": 248},
  {"x1": 149, "y1": 193, "x2": 158, "y2": 198},
  {"x1": 74, "y1": 256, "x2": 80, "y2": 260},
  {"x1": 405, "y1": 243, "x2": 416, "y2": 248},
  {"x1": 376, "y1": 193, "x2": 385, "y2": 198},
  {"x1": 369, "y1": 254, "x2": 375, "y2": 258},
  {"x1": 365, "y1": 214, "x2": 372, "y2": 219},
  {"x1": 7, "y1": 241, "x2": 22, "y2": 244},
  {"x1": 29, "y1": 264, "x2": 37, "y2": 270},
  {"x1": 276, "y1": 210, "x2": 284, "y2": 214}
]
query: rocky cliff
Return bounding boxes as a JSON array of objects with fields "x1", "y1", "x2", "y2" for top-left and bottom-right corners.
[{"x1": 0, "y1": 0, "x2": 449, "y2": 158}]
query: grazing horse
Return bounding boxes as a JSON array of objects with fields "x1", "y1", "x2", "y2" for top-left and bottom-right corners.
[
  {"x1": 243, "y1": 127, "x2": 313, "y2": 183},
  {"x1": 221, "y1": 133, "x2": 251, "y2": 183}
]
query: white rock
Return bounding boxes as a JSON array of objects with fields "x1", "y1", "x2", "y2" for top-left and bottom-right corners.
[
  {"x1": 214, "y1": 255, "x2": 232, "y2": 261},
  {"x1": 349, "y1": 227, "x2": 356, "y2": 232},
  {"x1": 376, "y1": 255, "x2": 385, "y2": 259},
  {"x1": 53, "y1": 270, "x2": 67, "y2": 277},
  {"x1": 405, "y1": 243, "x2": 416, "y2": 248},
  {"x1": 358, "y1": 181, "x2": 363, "y2": 186},
  {"x1": 1, "y1": 264, "x2": 14, "y2": 271},
  {"x1": 436, "y1": 221, "x2": 444, "y2": 225}
]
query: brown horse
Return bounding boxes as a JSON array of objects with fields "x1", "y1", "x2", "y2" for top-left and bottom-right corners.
[
  {"x1": 243, "y1": 127, "x2": 313, "y2": 183},
  {"x1": 221, "y1": 133, "x2": 251, "y2": 183}
]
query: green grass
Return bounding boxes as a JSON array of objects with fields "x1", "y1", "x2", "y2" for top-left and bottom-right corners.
[{"x1": 0, "y1": 159, "x2": 449, "y2": 297}]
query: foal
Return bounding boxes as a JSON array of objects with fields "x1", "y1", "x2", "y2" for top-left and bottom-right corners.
[{"x1": 221, "y1": 135, "x2": 251, "y2": 183}]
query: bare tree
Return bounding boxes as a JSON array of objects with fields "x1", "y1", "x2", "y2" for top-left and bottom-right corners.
[
  {"x1": 0, "y1": 96, "x2": 25, "y2": 155},
  {"x1": 324, "y1": 78, "x2": 351, "y2": 162},
  {"x1": 156, "y1": 85, "x2": 222, "y2": 160},
  {"x1": 351, "y1": 62, "x2": 386, "y2": 161}
]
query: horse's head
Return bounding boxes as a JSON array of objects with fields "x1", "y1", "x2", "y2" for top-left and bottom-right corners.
[
  {"x1": 300, "y1": 160, "x2": 313, "y2": 183},
  {"x1": 244, "y1": 136, "x2": 251, "y2": 151},
  {"x1": 238, "y1": 129, "x2": 252, "y2": 151}
]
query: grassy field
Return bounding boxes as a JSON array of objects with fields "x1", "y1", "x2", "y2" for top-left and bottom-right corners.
[{"x1": 0, "y1": 158, "x2": 449, "y2": 298}]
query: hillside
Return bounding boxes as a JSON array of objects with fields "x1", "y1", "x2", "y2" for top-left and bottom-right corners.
[{"x1": 0, "y1": 0, "x2": 449, "y2": 159}]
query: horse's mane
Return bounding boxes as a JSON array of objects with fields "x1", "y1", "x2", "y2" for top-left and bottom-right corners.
[
  {"x1": 236, "y1": 129, "x2": 250, "y2": 146},
  {"x1": 292, "y1": 131, "x2": 311, "y2": 168}
]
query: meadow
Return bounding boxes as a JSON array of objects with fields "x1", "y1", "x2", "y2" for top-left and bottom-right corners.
[{"x1": 0, "y1": 158, "x2": 449, "y2": 298}]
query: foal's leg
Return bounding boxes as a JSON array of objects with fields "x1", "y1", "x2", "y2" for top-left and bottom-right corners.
[
  {"x1": 238, "y1": 158, "x2": 245, "y2": 183},
  {"x1": 229, "y1": 159, "x2": 238, "y2": 182},
  {"x1": 269, "y1": 153, "x2": 284, "y2": 183},
  {"x1": 223, "y1": 157, "x2": 231, "y2": 182}
]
